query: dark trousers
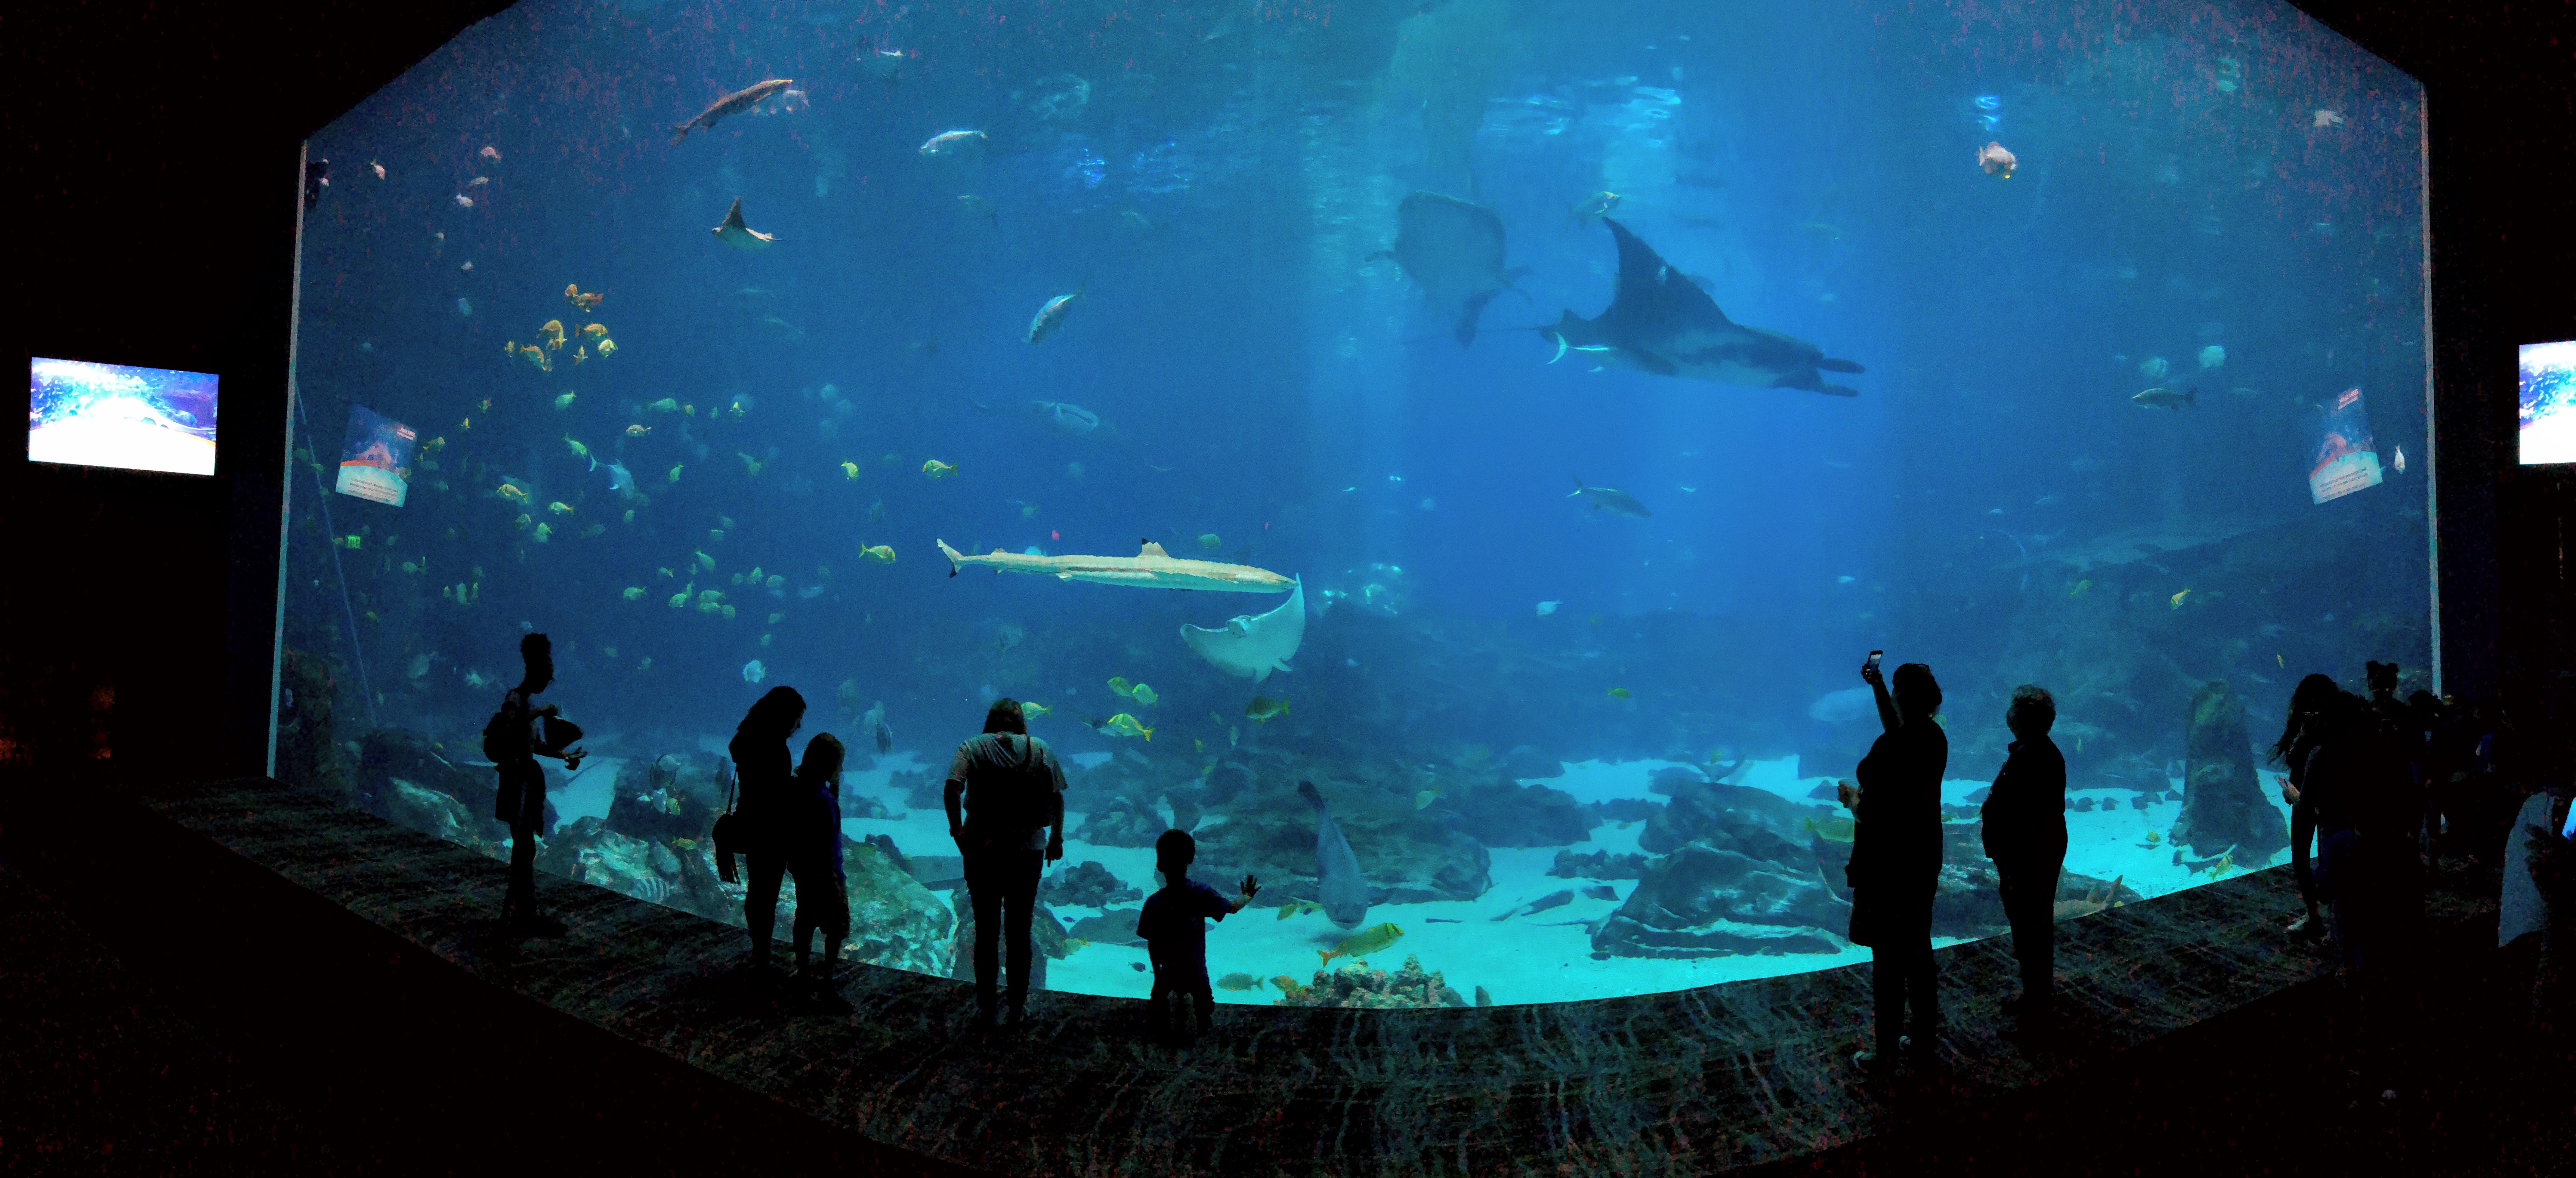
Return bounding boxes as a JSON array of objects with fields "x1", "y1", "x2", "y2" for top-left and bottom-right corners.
[
  {"x1": 789, "y1": 857, "x2": 849, "y2": 958},
  {"x1": 2320, "y1": 828, "x2": 2424, "y2": 1084},
  {"x1": 965, "y1": 846, "x2": 1044, "y2": 1013},
  {"x1": 1865, "y1": 887, "x2": 1938, "y2": 1056},
  {"x1": 1995, "y1": 855, "x2": 2062, "y2": 1009},
  {"x1": 2290, "y1": 798, "x2": 2320, "y2": 909},
  {"x1": 744, "y1": 853, "x2": 786, "y2": 961},
  {"x1": 502, "y1": 820, "x2": 539, "y2": 920},
  {"x1": 1148, "y1": 954, "x2": 1215, "y2": 1030}
]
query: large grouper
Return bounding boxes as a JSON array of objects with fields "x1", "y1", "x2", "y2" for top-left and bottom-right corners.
[
  {"x1": 1297, "y1": 780, "x2": 1370, "y2": 930},
  {"x1": 1545, "y1": 218, "x2": 1864, "y2": 396}
]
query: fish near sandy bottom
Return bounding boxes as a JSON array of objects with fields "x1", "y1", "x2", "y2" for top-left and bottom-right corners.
[
  {"x1": 1298, "y1": 780, "x2": 1370, "y2": 930},
  {"x1": 1372, "y1": 190, "x2": 1523, "y2": 347},
  {"x1": 1543, "y1": 218, "x2": 1863, "y2": 396},
  {"x1": 712, "y1": 197, "x2": 775, "y2": 250}
]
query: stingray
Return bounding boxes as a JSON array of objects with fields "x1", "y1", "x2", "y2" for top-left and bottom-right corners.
[
  {"x1": 1179, "y1": 577, "x2": 1303, "y2": 682},
  {"x1": 1372, "y1": 191, "x2": 1525, "y2": 346},
  {"x1": 1544, "y1": 218, "x2": 1864, "y2": 396},
  {"x1": 1297, "y1": 780, "x2": 1370, "y2": 930},
  {"x1": 711, "y1": 197, "x2": 775, "y2": 250}
]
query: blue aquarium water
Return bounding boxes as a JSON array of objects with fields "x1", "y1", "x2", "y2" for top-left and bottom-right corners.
[{"x1": 279, "y1": 0, "x2": 2428, "y2": 1006}]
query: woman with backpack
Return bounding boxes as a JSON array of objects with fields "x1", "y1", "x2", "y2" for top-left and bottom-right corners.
[
  {"x1": 490, "y1": 634, "x2": 585, "y2": 937},
  {"x1": 728, "y1": 686, "x2": 806, "y2": 971},
  {"x1": 942, "y1": 698, "x2": 1067, "y2": 1029}
]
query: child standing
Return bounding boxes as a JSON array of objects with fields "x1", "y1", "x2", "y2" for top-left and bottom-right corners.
[{"x1": 1134, "y1": 830, "x2": 1258, "y2": 1038}]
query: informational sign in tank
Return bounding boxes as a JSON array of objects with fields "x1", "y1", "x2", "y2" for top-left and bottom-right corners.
[
  {"x1": 26, "y1": 357, "x2": 219, "y2": 476},
  {"x1": 2308, "y1": 387, "x2": 2383, "y2": 504},
  {"x1": 2520, "y1": 341, "x2": 2576, "y2": 466},
  {"x1": 334, "y1": 405, "x2": 418, "y2": 506}
]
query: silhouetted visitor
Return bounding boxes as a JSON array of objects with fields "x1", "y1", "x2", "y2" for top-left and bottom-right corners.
[
  {"x1": 490, "y1": 633, "x2": 585, "y2": 937},
  {"x1": 1840, "y1": 658, "x2": 1946, "y2": 1075},
  {"x1": 944, "y1": 698, "x2": 1066, "y2": 1029},
  {"x1": 2270, "y1": 674, "x2": 2342, "y2": 941},
  {"x1": 788, "y1": 732, "x2": 853, "y2": 1013},
  {"x1": 2295, "y1": 687, "x2": 2425, "y2": 1105},
  {"x1": 1981, "y1": 684, "x2": 2066, "y2": 1026},
  {"x1": 1136, "y1": 829, "x2": 1258, "y2": 1041},
  {"x1": 730, "y1": 686, "x2": 807, "y2": 971}
]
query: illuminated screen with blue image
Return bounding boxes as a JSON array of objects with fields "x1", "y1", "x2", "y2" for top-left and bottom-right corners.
[
  {"x1": 2521, "y1": 341, "x2": 2576, "y2": 466},
  {"x1": 28, "y1": 357, "x2": 219, "y2": 476}
]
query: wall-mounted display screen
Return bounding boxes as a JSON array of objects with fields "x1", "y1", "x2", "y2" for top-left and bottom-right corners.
[
  {"x1": 335, "y1": 405, "x2": 418, "y2": 506},
  {"x1": 278, "y1": 0, "x2": 2430, "y2": 1007},
  {"x1": 2520, "y1": 341, "x2": 2576, "y2": 466},
  {"x1": 28, "y1": 357, "x2": 218, "y2": 475}
]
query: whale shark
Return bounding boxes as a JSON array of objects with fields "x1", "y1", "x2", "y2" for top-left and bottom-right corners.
[
  {"x1": 936, "y1": 538, "x2": 1292, "y2": 593},
  {"x1": 1180, "y1": 577, "x2": 1304, "y2": 682},
  {"x1": 1544, "y1": 218, "x2": 1863, "y2": 396},
  {"x1": 1372, "y1": 191, "x2": 1524, "y2": 347},
  {"x1": 1298, "y1": 780, "x2": 1370, "y2": 930}
]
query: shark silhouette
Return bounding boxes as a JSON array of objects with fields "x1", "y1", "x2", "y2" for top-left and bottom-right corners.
[{"x1": 1544, "y1": 219, "x2": 1862, "y2": 396}]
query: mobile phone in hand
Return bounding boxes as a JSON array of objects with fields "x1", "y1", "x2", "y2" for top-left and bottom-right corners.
[{"x1": 1866, "y1": 650, "x2": 1883, "y2": 672}]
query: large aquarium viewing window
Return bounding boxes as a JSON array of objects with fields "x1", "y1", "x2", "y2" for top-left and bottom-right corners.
[{"x1": 276, "y1": 0, "x2": 2429, "y2": 1006}]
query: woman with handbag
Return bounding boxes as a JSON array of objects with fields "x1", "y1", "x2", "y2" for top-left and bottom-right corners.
[
  {"x1": 728, "y1": 686, "x2": 806, "y2": 971},
  {"x1": 1838, "y1": 658, "x2": 1947, "y2": 1076}
]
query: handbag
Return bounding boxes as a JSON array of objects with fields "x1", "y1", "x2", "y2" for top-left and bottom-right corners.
[{"x1": 709, "y1": 758, "x2": 741, "y2": 883}]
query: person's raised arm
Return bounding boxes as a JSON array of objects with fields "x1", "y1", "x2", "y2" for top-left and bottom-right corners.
[
  {"x1": 1229, "y1": 873, "x2": 1261, "y2": 914},
  {"x1": 1862, "y1": 658, "x2": 1898, "y2": 733}
]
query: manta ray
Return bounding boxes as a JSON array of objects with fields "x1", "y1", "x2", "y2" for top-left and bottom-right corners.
[
  {"x1": 1180, "y1": 577, "x2": 1304, "y2": 682},
  {"x1": 935, "y1": 539, "x2": 1292, "y2": 593},
  {"x1": 1544, "y1": 219, "x2": 1863, "y2": 396},
  {"x1": 1297, "y1": 780, "x2": 1370, "y2": 930},
  {"x1": 712, "y1": 198, "x2": 775, "y2": 250},
  {"x1": 1372, "y1": 191, "x2": 1525, "y2": 346}
]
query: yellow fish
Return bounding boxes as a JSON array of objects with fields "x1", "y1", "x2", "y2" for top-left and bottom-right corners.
[
  {"x1": 547, "y1": 501, "x2": 574, "y2": 515},
  {"x1": 496, "y1": 483, "x2": 530, "y2": 503},
  {"x1": 512, "y1": 514, "x2": 532, "y2": 530},
  {"x1": 422, "y1": 437, "x2": 445, "y2": 452},
  {"x1": 648, "y1": 398, "x2": 678, "y2": 413},
  {"x1": 2144, "y1": 830, "x2": 2161, "y2": 845},
  {"x1": 764, "y1": 575, "x2": 785, "y2": 589},
  {"x1": 1129, "y1": 683, "x2": 1158, "y2": 707},
  {"x1": 658, "y1": 567, "x2": 674, "y2": 578},
  {"x1": 1608, "y1": 687, "x2": 1632, "y2": 699},
  {"x1": 626, "y1": 424, "x2": 650, "y2": 436},
  {"x1": 739, "y1": 452, "x2": 764, "y2": 476},
  {"x1": 571, "y1": 347, "x2": 588, "y2": 367},
  {"x1": 721, "y1": 604, "x2": 736, "y2": 619},
  {"x1": 698, "y1": 589, "x2": 724, "y2": 604},
  {"x1": 1022, "y1": 702, "x2": 1052, "y2": 718},
  {"x1": 1271, "y1": 976, "x2": 1308, "y2": 999},
  {"x1": 1318, "y1": 922, "x2": 1403, "y2": 968},
  {"x1": 1245, "y1": 696, "x2": 1289, "y2": 721},
  {"x1": 1273, "y1": 901, "x2": 1320, "y2": 922},
  {"x1": 696, "y1": 551, "x2": 716, "y2": 570},
  {"x1": 622, "y1": 587, "x2": 645, "y2": 600},
  {"x1": 518, "y1": 345, "x2": 550, "y2": 371},
  {"x1": 595, "y1": 338, "x2": 615, "y2": 358},
  {"x1": 840, "y1": 461, "x2": 860, "y2": 479},
  {"x1": 669, "y1": 588, "x2": 691, "y2": 608},
  {"x1": 1101, "y1": 713, "x2": 1152, "y2": 741},
  {"x1": 565, "y1": 436, "x2": 590, "y2": 459},
  {"x1": 2070, "y1": 579, "x2": 2093, "y2": 598},
  {"x1": 2170, "y1": 589, "x2": 2192, "y2": 609},
  {"x1": 861, "y1": 544, "x2": 896, "y2": 564},
  {"x1": 1414, "y1": 789, "x2": 1441, "y2": 810},
  {"x1": 540, "y1": 319, "x2": 566, "y2": 347},
  {"x1": 582, "y1": 323, "x2": 609, "y2": 340},
  {"x1": 922, "y1": 459, "x2": 957, "y2": 479},
  {"x1": 533, "y1": 522, "x2": 552, "y2": 542},
  {"x1": 668, "y1": 464, "x2": 684, "y2": 483},
  {"x1": 1107, "y1": 677, "x2": 1134, "y2": 697},
  {"x1": 565, "y1": 285, "x2": 604, "y2": 312}
]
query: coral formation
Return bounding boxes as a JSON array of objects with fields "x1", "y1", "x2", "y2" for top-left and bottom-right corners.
[{"x1": 1276, "y1": 954, "x2": 1468, "y2": 1008}]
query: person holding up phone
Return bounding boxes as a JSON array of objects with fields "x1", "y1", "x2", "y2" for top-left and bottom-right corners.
[{"x1": 1839, "y1": 652, "x2": 1947, "y2": 1076}]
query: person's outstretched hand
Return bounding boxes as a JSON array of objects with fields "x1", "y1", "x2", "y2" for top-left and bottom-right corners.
[
  {"x1": 1860, "y1": 660, "x2": 1885, "y2": 689},
  {"x1": 1240, "y1": 874, "x2": 1261, "y2": 899},
  {"x1": 562, "y1": 747, "x2": 587, "y2": 771}
]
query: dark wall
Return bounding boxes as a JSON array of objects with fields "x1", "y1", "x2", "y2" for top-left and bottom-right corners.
[{"x1": 3, "y1": 0, "x2": 2568, "y2": 796}]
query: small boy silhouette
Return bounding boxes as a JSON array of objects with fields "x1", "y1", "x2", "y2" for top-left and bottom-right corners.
[{"x1": 1134, "y1": 829, "x2": 1257, "y2": 1038}]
